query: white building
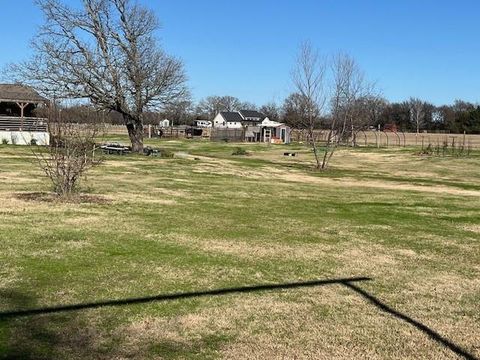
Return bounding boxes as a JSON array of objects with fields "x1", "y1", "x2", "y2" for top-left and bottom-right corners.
[
  {"x1": 193, "y1": 120, "x2": 212, "y2": 128},
  {"x1": 213, "y1": 111, "x2": 244, "y2": 128},
  {"x1": 159, "y1": 119, "x2": 170, "y2": 127},
  {"x1": 211, "y1": 109, "x2": 291, "y2": 144},
  {"x1": 0, "y1": 84, "x2": 49, "y2": 145}
]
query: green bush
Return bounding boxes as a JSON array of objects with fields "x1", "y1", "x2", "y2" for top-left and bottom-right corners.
[
  {"x1": 160, "y1": 149, "x2": 174, "y2": 158},
  {"x1": 1, "y1": 138, "x2": 8, "y2": 145},
  {"x1": 232, "y1": 147, "x2": 248, "y2": 156}
]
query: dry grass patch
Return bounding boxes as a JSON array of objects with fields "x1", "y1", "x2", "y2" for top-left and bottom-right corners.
[
  {"x1": 109, "y1": 192, "x2": 177, "y2": 205},
  {"x1": 276, "y1": 171, "x2": 480, "y2": 197},
  {"x1": 14, "y1": 192, "x2": 111, "y2": 204},
  {"x1": 165, "y1": 234, "x2": 334, "y2": 262},
  {"x1": 116, "y1": 284, "x2": 472, "y2": 359}
]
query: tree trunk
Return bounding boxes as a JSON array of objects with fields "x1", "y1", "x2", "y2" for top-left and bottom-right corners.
[
  {"x1": 309, "y1": 128, "x2": 321, "y2": 169},
  {"x1": 124, "y1": 114, "x2": 144, "y2": 153}
]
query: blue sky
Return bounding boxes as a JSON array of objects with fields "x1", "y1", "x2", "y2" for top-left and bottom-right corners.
[{"x1": 1, "y1": 0, "x2": 479, "y2": 106}]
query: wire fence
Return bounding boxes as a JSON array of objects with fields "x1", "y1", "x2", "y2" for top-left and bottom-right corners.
[{"x1": 290, "y1": 130, "x2": 480, "y2": 149}]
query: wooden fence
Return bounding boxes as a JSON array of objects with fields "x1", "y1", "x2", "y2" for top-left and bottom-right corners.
[{"x1": 210, "y1": 128, "x2": 245, "y2": 142}]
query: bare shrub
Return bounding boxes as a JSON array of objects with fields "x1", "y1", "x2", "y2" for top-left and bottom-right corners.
[{"x1": 33, "y1": 120, "x2": 103, "y2": 198}]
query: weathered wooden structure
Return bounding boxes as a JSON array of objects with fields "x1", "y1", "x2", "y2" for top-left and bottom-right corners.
[{"x1": 0, "y1": 84, "x2": 49, "y2": 145}]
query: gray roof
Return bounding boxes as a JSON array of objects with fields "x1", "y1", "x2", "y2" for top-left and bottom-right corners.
[
  {"x1": 220, "y1": 111, "x2": 243, "y2": 122},
  {"x1": 239, "y1": 110, "x2": 265, "y2": 120},
  {"x1": 0, "y1": 84, "x2": 48, "y2": 103}
]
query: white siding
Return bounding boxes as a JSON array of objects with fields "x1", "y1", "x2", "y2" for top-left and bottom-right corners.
[
  {"x1": 0, "y1": 131, "x2": 50, "y2": 145},
  {"x1": 213, "y1": 113, "x2": 226, "y2": 128}
]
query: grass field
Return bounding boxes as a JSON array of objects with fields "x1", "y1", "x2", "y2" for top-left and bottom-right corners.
[{"x1": 0, "y1": 139, "x2": 479, "y2": 359}]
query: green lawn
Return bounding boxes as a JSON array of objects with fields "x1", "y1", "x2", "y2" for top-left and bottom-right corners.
[{"x1": 0, "y1": 139, "x2": 479, "y2": 359}]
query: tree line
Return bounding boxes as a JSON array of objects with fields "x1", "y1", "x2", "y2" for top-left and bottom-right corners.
[{"x1": 55, "y1": 94, "x2": 480, "y2": 136}]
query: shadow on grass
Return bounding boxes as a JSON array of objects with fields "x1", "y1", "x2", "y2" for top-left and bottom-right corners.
[
  {"x1": 342, "y1": 282, "x2": 477, "y2": 360},
  {"x1": 0, "y1": 290, "x2": 103, "y2": 359},
  {"x1": 0, "y1": 277, "x2": 477, "y2": 360},
  {"x1": 0, "y1": 277, "x2": 369, "y2": 319}
]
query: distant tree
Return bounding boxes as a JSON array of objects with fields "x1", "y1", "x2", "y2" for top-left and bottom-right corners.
[
  {"x1": 456, "y1": 106, "x2": 480, "y2": 133},
  {"x1": 11, "y1": 0, "x2": 188, "y2": 152},
  {"x1": 452, "y1": 99, "x2": 476, "y2": 114},
  {"x1": 444, "y1": 100, "x2": 478, "y2": 133},
  {"x1": 54, "y1": 104, "x2": 104, "y2": 124},
  {"x1": 282, "y1": 92, "x2": 310, "y2": 129},
  {"x1": 380, "y1": 102, "x2": 411, "y2": 131},
  {"x1": 220, "y1": 96, "x2": 243, "y2": 112},
  {"x1": 196, "y1": 96, "x2": 225, "y2": 119},
  {"x1": 357, "y1": 95, "x2": 388, "y2": 129},
  {"x1": 159, "y1": 94, "x2": 194, "y2": 125},
  {"x1": 196, "y1": 95, "x2": 239, "y2": 119},
  {"x1": 239, "y1": 101, "x2": 258, "y2": 111},
  {"x1": 407, "y1": 98, "x2": 426, "y2": 134},
  {"x1": 259, "y1": 102, "x2": 280, "y2": 121},
  {"x1": 196, "y1": 95, "x2": 256, "y2": 119},
  {"x1": 421, "y1": 102, "x2": 436, "y2": 131}
]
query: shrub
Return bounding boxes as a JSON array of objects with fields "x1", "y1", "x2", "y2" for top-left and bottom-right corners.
[
  {"x1": 160, "y1": 149, "x2": 174, "y2": 158},
  {"x1": 232, "y1": 147, "x2": 248, "y2": 156},
  {"x1": 1, "y1": 138, "x2": 8, "y2": 145},
  {"x1": 32, "y1": 121, "x2": 103, "y2": 198},
  {"x1": 30, "y1": 138, "x2": 38, "y2": 146}
]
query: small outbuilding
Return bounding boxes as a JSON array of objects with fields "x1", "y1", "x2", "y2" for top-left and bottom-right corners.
[
  {"x1": 0, "y1": 84, "x2": 49, "y2": 145},
  {"x1": 259, "y1": 118, "x2": 291, "y2": 144}
]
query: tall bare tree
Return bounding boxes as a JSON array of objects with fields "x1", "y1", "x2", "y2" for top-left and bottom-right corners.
[
  {"x1": 321, "y1": 53, "x2": 371, "y2": 169},
  {"x1": 292, "y1": 42, "x2": 327, "y2": 169},
  {"x1": 12, "y1": 0, "x2": 187, "y2": 152}
]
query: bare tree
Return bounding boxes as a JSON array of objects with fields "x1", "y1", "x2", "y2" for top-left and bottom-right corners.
[
  {"x1": 195, "y1": 95, "x2": 257, "y2": 120},
  {"x1": 196, "y1": 95, "x2": 255, "y2": 120},
  {"x1": 282, "y1": 92, "x2": 310, "y2": 129},
  {"x1": 346, "y1": 94, "x2": 385, "y2": 146},
  {"x1": 33, "y1": 107, "x2": 103, "y2": 198},
  {"x1": 160, "y1": 93, "x2": 194, "y2": 125},
  {"x1": 408, "y1": 97, "x2": 425, "y2": 135},
  {"x1": 11, "y1": 0, "x2": 187, "y2": 152},
  {"x1": 321, "y1": 53, "x2": 372, "y2": 168},
  {"x1": 292, "y1": 42, "x2": 327, "y2": 169},
  {"x1": 259, "y1": 102, "x2": 280, "y2": 121}
]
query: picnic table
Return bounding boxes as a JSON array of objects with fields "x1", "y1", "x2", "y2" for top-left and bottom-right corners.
[{"x1": 100, "y1": 143, "x2": 131, "y2": 155}]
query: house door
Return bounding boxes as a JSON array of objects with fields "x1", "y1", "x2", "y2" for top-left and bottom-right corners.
[
  {"x1": 281, "y1": 128, "x2": 286, "y2": 143},
  {"x1": 264, "y1": 129, "x2": 271, "y2": 143}
]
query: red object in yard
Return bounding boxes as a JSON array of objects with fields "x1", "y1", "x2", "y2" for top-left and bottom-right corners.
[{"x1": 384, "y1": 123, "x2": 398, "y2": 132}]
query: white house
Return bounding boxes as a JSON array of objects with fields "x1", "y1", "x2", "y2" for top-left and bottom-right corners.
[
  {"x1": 211, "y1": 109, "x2": 291, "y2": 144},
  {"x1": 213, "y1": 111, "x2": 244, "y2": 128}
]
